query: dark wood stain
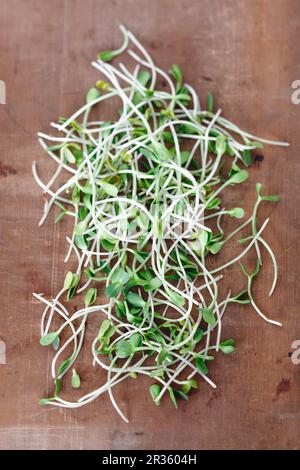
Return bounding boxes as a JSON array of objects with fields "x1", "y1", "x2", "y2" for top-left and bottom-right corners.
[
  {"x1": 0, "y1": 161, "x2": 17, "y2": 177},
  {"x1": 202, "y1": 76, "x2": 213, "y2": 82},
  {"x1": 273, "y1": 378, "x2": 291, "y2": 401}
]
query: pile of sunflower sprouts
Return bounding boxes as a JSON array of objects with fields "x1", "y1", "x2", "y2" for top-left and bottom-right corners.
[{"x1": 33, "y1": 26, "x2": 288, "y2": 421}]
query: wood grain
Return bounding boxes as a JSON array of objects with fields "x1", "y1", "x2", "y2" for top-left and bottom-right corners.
[{"x1": 0, "y1": 0, "x2": 299, "y2": 450}]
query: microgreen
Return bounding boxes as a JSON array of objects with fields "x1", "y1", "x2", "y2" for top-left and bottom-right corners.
[
  {"x1": 182, "y1": 379, "x2": 198, "y2": 394},
  {"x1": 84, "y1": 288, "x2": 97, "y2": 308},
  {"x1": 215, "y1": 135, "x2": 227, "y2": 156},
  {"x1": 195, "y1": 357, "x2": 208, "y2": 375},
  {"x1": 40, "y1": 332, "x2": 58, "y2": 347},
  {"x1": 169, "y1": 64, "x2": 183, "y2": 91},
  {"x1": 66, "y1": 274, "x2": 79, "y2": 301},
  {"x1": 219, "y1": 339, "x2": 235, "y2": 354},
  {"x1": 54, "y1": 378, "x2": 62, "y2": 396},
  {"x1": 228, "y1": 170, "x2": 249, "y2": 184},
  {"x1": 86, "y1": 87, "x2": 101, "y2": 104},
  {"x1": 149, "y1": 384, "x2": 161, "y2": 405},
  {"x1": 201, "y1": 308, "x2": 216, "y2": 326},
  {"x1": 207, "y1": 91, "x2": 213, "y2": 112},
  {"x1": 98, "y1": 50, "x2": 119, "y2": 62},
  {"x1": 126, "y1": 292, "x2": 146, "y2": 307},
  {"x1": 116, "y1": 339, "x2": 134, "y2": 358},
  {"x1": 242, "y1": 149, "x2": 252, "y2": 166},
  {"x1": 34, "y1": 25, "x2": 287, "y2": 421},
  {"x1": 71, "y1": 369, "x2": 81, "y2": 389},
  {"x1": 227, "y1": 208, "x2": 245, "y2": 218}
]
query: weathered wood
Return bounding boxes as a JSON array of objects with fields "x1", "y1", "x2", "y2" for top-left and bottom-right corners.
[{"x1": 0, "y1": 0, "x2": 299, "y2": 450}]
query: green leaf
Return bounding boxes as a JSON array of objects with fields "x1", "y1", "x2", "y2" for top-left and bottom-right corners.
[
  {"x1": 263, "y1": 194, "x2": 280, "y2": 202},
  {"x1": 220, "y1": 338, "x2": 235, "y2": 354},
  {"x1": 71, "y1": 369, "x2": 81, "y2": 388},
  {"x1": 62, "y1": 146, "x2": 76, "y2": 164},
  {"x1": 53, "y1": 336, "x2": 60, "y2": 350},
  {"x1": 195, "y1": 357, "x2": 208, "y2": 375},
  {"x1": 46, "y1": 144, "x2": 63, "y2": 152},
  {"x1": 74, "y1": 235, "x2": 88, "y2": 250},
  {"x1": 84, "y1": 288, "x2": 97, "y2": 308},
  {"x1": 79, "y1": 206, "x2": 89, "y2": 221},
  {"x1": 104, "y1": 325, "x2": 116, "y2": 341},
  {"x1": 137, "y1": 70, "x2": 151, "y2": 87},
  {"x1": 66, "y1": 274, "x2": 79, "y2": 301},
  {"x1": 256, "y1": 182, "x2": 263, "y2": 195},
  {"x1": 167, "y1": 289, "x2": 185, "y2": 307},
  {"x1": 228, "y1": 170, "x2": 249, "y2": 184},
  {"x1": 40, "y1": 332, "x2": 58, "y2": 346},
  {"x1": 201, "y1": 307, "x2": 216, "y2": 326},
  {"x1": 149, "y1": 369, "x2": 165, "y2": 378},
  {"x1": 209, "y1": 242, "x2": 222, "y2": 254},
  {"x1": 215, "y1": 135, "x2": 227, "y2": 156},
  {"x1": 198, "y1": 230, "x2": 209, "y2": 251},
  {"x1": 74, "y1": 219, "x2": 88, "y2": 236},
  {"x1": 116, "y1": 340, "x2": 133, "y2": 358},
  {"x1": 182, "y1": 379, "x2": 198, "y2": 394},
  {"x1": 98, "y1": 181, "x2": 118, "y2": 197},
  {"x1": 72, "y1": 186, "x2": 81, "y2": 205},
  {"x1": 54, "y1": 211, "x2": 66, "y2": 224},
  {"x1": 168, "y1": 388, "x2": 178, "y2": 409},
  {"x1": 98, "y1": 319, "x2": 111, "y2": 339},
  {"x1": 129, "y1": 333, "x2": 142, "y2": 348},
  {"x1": 129, "y1": 371, "x2": 137, "y2": 379},
  {"x1": 149, "y1": 384, "x2": 161, "y2": 405},
  {"x1": 39, "y1": 398, "x2": 55, "y2": 406},
  {"x1": 169, "y1": 64, "x2": 183, "y2": 90},
  {"x1": 140, "y1": 147, "x2": 156, "y2": 162},
  {"x1": 105, "y1": 282, "x2": 122, "y2": 298},
  {"x1": 250, "y1": 141, "x2": 264, "y2": 149},
  {"x1": 63, "y1": 271, "x2": 74, "y2": 290},
  {"x1": 207, "y1": 91, "x2": 213, "y2": 112},
  {"x1": 144, "y1": 277, "x2": 162, "y2": 291},
  {"x1": 116, "y1": 302, "x2": 126, "y2": 320},
  {"x1": 242, "y1": 149, "x2": 252, "y2": 166},
  {"x1": 54, "y1": 378, "x2": 62, "y2": 396},
  {"x1": 174, "y1": 390, "x2": 189, "y2": 401},
  {"x1": 151, "y1": 142, "x2": 171, "y2": 161},
  {"x1": 180, "y1": 150, "x2": 190, "y2": 164},
  {"x1": 80, "y1": 182, "x2": 93, "y2": 195},
  {"x1": 256, "y1": 183, "x2": 280, "y2": 202},
  {"x1": 100, "y1": 238, "x2": 116, "y2": 251},
  {"x1": 194, "y1": 328, "x2": 204, "y2": 343},
  {"x1": 86, "y1": 87, "x2": 100, "y2": 104},
  {"x1": 58, "y1": 358, "x2": 72, "y2": 376},
  {"x1": 156, "y1": 349, "x2": 172, "y2": 365},
  {"x1": 176, "y1": 86, "x2": 191, "y2": 105},
  {"x1": 206, "y1": 197, "x2": 221, "y2": 209},
  {"x1": 127, "y1": 292, "x2": 146, "y2": 307},
  {"x1": 227, "y1": 207, "x2": 245, "y2": 218},
  {"x1": 111, "y1": 268, "x2": 130, "y2": 286},
  {"x1": 98, "y1": 50, "x2": 118, "y2": 62}
]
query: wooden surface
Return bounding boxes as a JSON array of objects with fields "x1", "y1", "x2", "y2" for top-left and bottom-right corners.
[{"x1": 0, "y1": 0, "x2": 299, "y2": 450}]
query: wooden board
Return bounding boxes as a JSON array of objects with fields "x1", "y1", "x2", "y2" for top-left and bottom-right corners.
[{"x1": 0, "y1": 0, "x2": 299, "y2": 450}]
